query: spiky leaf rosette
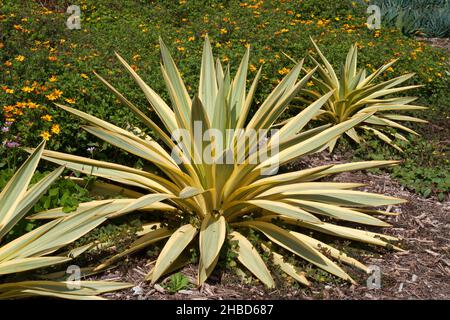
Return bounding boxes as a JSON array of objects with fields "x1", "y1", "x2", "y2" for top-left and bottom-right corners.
[
  {"x1": 32, "y1": 37, "x2": 405, "y2": 287},
  {"x1": 290, "y1": 38, "x2": 427, "y2": 152},
  {"x1": 0, "y1": 141, "x2": 132, "y2": 299}
]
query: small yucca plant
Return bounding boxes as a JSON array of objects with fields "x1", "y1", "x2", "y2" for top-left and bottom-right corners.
[
  {"x1": 290, "y1": 38, "x2": 427, "y2": 152},
  {"x1": 32, "y1": 37, "x2": 406, "y2": 288},
  {"x1": 0, "y1": 141, "x2": 131, "y2": 299}
]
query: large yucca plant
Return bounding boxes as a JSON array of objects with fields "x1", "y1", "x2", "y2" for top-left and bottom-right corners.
[
  {"x1": 290, "y1": 38, "x2": 427, "y2": 152},
  {"x1": 31, "y1": 37, "x2": 406, "y2": 288},
  {"x1": 0, "y1": 141, "x2": 131, "y2": 299}
]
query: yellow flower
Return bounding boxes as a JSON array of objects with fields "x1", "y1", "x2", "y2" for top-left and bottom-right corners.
[
  {"x1": 49, "y1": 75, "x2": 58, "y2": 82},
  {"x1": 15, "y1": 55, "x2": 25, "y2": 62},
  {"x1": 41, "y1": 114, "x2": 52, "y2": 122},
  {"x1": 249, "y1": 64, "x2": 257, "y2": 72},
  {"x1": 46, "y1": 89, "x2": 63, "y2": 101},
  {"x1": 51, "y1": 124, "x2": 60, "y2": 134},
  {"x1": 80, "y1": 73, "x2": 89, "y2": 79},
  {"x1": 40, "y1": 131, "x2": 51, "y2": 141},
  {"x1": 220, "y1": 28, "x2": 228, "y2": 34},
  {"x1": 387, "y1": 67, "x2": 394, "y2": 72},
  {"x1": 64, "y1": 98, "x2": 76, "y2": 104},
  {"x1": 5, "y1": 88, "x2": 14, "y2": 94},
  {"x1": 307, "y1": 81, "x2": 314, "y2": 87},
  {"x1": 21, "y1": 86, "x2": 33, "y2": 93},
  {"x1": 177, "y1": 47, "x2": 185, "y2": 52},
  {"x1": 278, "y1": 67, "x2": 290, "y2": 75}
]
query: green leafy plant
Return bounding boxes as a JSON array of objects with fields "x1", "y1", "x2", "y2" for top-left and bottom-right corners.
[
  {"x1": 369, "y1": 0, "x2": 450, "y2": 37},
  {"x1": 0, "y1": 141, "x2": 131, "y2": 299},
  {"x1": 32, "y1": 37, "x2": 406, "y2": 288},
  {"x1": 163, "y1": 272, "x2": 191, "y2": 294},
  {"x1": 290, "y1": 38, "x2": 427, "y2": 152},
  {"x1": 354, "y1": 135, "x2": 449, "y2": 201}
]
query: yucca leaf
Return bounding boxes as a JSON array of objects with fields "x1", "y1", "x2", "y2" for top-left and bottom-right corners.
[
  {"x1": 152, "y1": 223, "x2": 198, "y2": 283},
  {"x1": 230, "y1": 231, "x2": 274, "y2": 288},
  {"x1": 260, "y1": 242, "x2": 310, "y2": 286},
  {"x1": 199, "y1": 215, "x2": 226, "y2": 270},
  {"x1": 234, "y1": 221, "x2": 354, "y2": 283},
  {"x1": 0, "y1": 140, "x2": 45, "y2": 231}
]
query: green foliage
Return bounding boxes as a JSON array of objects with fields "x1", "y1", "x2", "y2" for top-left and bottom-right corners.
[
  {"x1": 71, "y1": 219, "x2": 143, "y2": 264},
  {"x1": 369, "y1": 0, "x2": 450, "y2": 37},
  {"x1": 163, "y1": 272, "x2": 191, "y2": 294},
  {"x1": 0, "y1": 169, "x2": 95, "y2": 241},
  {"x1": 1, "y1": 0, "x2": 448, "y2": 169},
  {"x1": 354, "y1": 135, "x2": 449, "y2": 201}
]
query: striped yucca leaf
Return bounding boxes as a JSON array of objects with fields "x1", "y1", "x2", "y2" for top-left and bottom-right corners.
[
  {"x1": 32, "y1": 37, "x2": 405, "y2": 288},
  {"x1": 290, "y1": 37, "x2": 427, "y2": 152},
  {"x1": 0, "y1": 142, "x2": 132, "y2": 299}
]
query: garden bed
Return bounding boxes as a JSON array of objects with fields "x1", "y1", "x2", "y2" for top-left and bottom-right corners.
[
  {"x1": 1, "y1": 0, "x2": 449, "y2": 301},
  {"x1": 97, "y1": 152, "x2": 450, "y2": 300}
]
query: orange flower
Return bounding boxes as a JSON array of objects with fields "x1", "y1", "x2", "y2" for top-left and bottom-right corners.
[
  {"x1": 27, "y1": 102, "x2": 39, "y2": 109},
  {"x1": 3, "y1": 105, "x2": 14, "y2": 113}
]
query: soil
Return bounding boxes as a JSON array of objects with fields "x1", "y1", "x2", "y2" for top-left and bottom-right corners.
[
  {"x1": 94, "y1": 151, "x2": 450, "y2": 300},
  {"x1": 416, "y1": 37, "x2": 450, "y2": 53}
]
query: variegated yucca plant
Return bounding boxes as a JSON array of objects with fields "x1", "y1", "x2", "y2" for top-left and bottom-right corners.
[
  {"x1": 290, "y1": 38, "x2": 427, "y2": 152},
  {"x1": 31, "y1": 37, "x2": 406, "y2": 288},
  {"x1": 0, "y1": 141, "x2": 132, "y2": 299}
]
